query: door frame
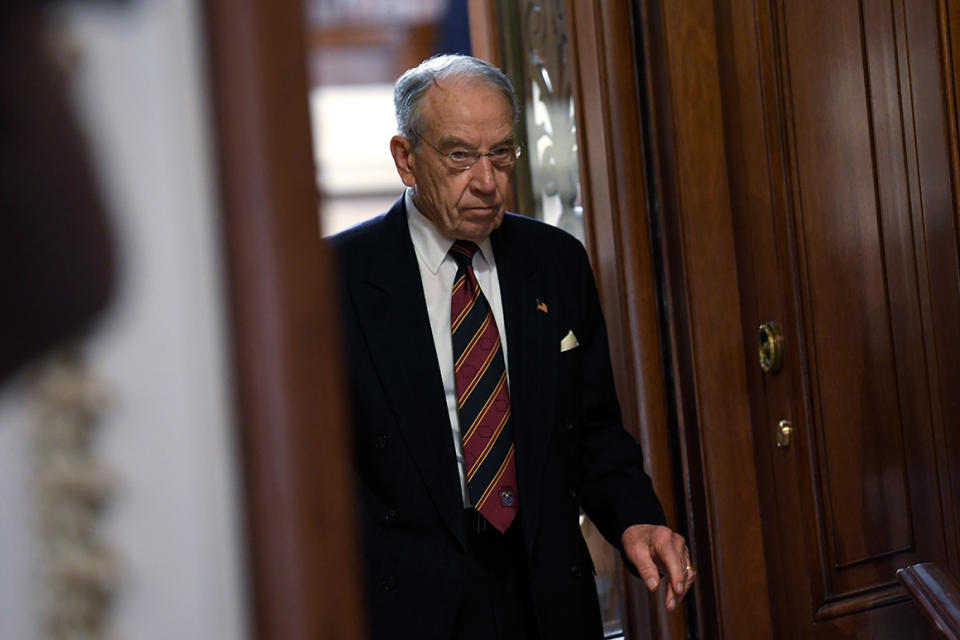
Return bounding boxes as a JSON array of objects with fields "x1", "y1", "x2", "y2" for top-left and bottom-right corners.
[
  {"x1": 638, "y1": 0, "x2": 775, "y2": 637},
  {"x1": 202, "y1": 1, "x2": 366, "y2": 638},
  {"x1": 472, "y1": 0, "x2": 770, "y2": 638}
]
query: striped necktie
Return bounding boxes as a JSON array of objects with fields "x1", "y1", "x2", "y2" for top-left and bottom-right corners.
[{"x1": 449, "y1": 240, "x2": 518, "y2": 533}]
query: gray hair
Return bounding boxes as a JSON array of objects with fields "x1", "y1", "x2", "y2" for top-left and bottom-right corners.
[{"x1": 393, "y1": 54, "x2": 520, "y2": 141}]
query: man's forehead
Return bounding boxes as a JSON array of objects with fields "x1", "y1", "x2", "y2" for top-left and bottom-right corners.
[{"x1": 420, "y1": 76, "x2": 513, "y2": 120}]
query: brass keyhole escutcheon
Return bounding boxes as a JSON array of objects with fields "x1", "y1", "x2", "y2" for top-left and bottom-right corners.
[
  {"x1": 777, "y1": 420, "x2": 793, "y2": 448},
  {"x1": 758, "y1": 321, "x2": 784, "y2": 373}
]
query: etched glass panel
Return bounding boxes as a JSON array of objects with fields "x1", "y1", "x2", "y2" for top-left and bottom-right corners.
[{"x1": 501, "y1": 0, "x2": 585, "y2": 243}]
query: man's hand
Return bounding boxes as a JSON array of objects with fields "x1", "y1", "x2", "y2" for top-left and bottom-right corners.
[{"x1": 622, "y1": 524, "x2": 695, "y2": 612}]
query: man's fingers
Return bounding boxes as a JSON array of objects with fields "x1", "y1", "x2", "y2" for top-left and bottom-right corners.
[
  {"x1": 665, "y1": 575, "x2": 686, "y2": 610},
  {"x1": 683, "y1": 559, "x2": 697, "y2": 590},
  {"x1": 622, "y1": 525, "x2": 661, "y2": 591},
  {"x1": 657, "y1": 530, "x2": 687, "y2": 597},
  {"x1": 622, "y1": 523, "x2": 696, "y2": 605},
  {"x1": 655, "y1": 529, "x2": 695, "y2": 611},
  {"x1": 633, "y1": 543, "x2": 661, "y2": 591},
  {"x1": 666, "y1": 547, "x2": 696, "y2": 612}
]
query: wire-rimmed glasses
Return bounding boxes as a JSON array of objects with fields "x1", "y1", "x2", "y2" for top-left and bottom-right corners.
[{"x1": 413, "y1": 129, "x2": 522, "y2": 171}]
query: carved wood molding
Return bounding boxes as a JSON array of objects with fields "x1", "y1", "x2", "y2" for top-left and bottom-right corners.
[
  {"x1": 935, "y1": 0, "x2": 960, "y2": 577},
  {"x1": 898, "y1": 563, "x2": 960, "y2": 639}
]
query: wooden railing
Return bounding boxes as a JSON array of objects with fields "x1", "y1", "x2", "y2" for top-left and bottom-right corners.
[{"x1": 897, "y1": 563, "x2": 960, "y2": 639}]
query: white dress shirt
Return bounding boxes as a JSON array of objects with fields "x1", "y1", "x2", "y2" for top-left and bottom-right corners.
[{"x1": 404, "y1": 188, "x2": 510, "y2": 506}]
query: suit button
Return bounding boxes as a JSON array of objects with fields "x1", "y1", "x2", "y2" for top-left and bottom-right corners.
[
  {"x1": 566, "y1": 422, "x2": 575, "y2": 432},
  {"x1": 569, "y1": 490, "x2": 578, "y2": 502},
  {"x1": 380, "y1": 575, "x2": 396, "y2": 591},
  {"x1": 570, "y1": 565, "x2": 583, "y2": 579},
  {"x1": 384, "y1": 508, "x2": 397, "y2": 522},
  {"x1": 374, "y1": 435, "x2": 388, "y2": 449}
]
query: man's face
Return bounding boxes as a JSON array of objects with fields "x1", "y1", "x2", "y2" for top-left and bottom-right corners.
[{"x1": 390, "y1": 77, "x2": 516, "y2": 242}]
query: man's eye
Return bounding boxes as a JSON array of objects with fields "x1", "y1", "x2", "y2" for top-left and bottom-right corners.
[
  {"x1": 447, "y1": 150, "x2": 471, "y2": 162},
  {"x1": 491, "y1": 146, "x2": 512, "y2": 158}
]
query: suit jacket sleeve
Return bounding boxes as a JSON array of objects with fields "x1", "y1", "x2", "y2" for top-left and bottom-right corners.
[{"x1": 566, "y1": 237, "x2": 667, "y2": 558}]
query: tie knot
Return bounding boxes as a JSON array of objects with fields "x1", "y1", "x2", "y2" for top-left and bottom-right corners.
[{"x1": 449, "y1": 240, "x2": 479, "y2": 268}]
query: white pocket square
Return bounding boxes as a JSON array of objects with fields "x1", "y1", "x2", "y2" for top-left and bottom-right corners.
[{"x1": 560, "y1": 330, "x2": 579, "y2": 352}]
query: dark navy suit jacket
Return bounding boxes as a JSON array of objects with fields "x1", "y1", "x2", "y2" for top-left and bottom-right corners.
[{"x1": 331, "y1": 197, "x2": 665, "y2": 639}]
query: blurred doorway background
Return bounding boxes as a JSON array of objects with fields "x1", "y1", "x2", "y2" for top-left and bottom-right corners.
[{"x1": 303, "y1": 0, "x2": 471, "y2": 235}]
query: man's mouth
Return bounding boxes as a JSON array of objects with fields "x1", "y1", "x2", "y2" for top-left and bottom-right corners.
[{"x1": 466, "y1": 205, "x2": 499, "y2": 214}]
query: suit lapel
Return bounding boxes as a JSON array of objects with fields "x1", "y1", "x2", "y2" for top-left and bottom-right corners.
[
  {"x1": 349, "y1": 200, "x2": 466, "y2": 547},
  {"x1": 492, "y1": 217, "x2": 558, "y2": 551}
]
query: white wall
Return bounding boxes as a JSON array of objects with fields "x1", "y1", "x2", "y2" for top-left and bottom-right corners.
[{"x1": 0, "y1": 1, "x2": 248, "y2": 638}]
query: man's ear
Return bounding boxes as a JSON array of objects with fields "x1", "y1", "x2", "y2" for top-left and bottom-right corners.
[{"x1": 390, "y1": 135, "x2": 417, "y2": 187}]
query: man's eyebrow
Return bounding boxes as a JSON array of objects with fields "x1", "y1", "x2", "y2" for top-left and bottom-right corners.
[
  {"x1": 435, "y1": 136, "x2": 471, "y2": 149},
  {"x1": 435, "y1": 134, "x2": 517, "y2": 149}
]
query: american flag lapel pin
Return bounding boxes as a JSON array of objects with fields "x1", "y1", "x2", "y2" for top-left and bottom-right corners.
[{"x1": 536, "y1": 299, "x2": 548, "y2": 314}]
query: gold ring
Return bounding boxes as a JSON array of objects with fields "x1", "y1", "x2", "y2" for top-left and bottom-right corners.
[{"x1": 686, "y1": 564, "x2": 695, "y2": 573}]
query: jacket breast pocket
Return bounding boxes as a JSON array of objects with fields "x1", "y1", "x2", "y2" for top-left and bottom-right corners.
[{"x1": 556, "y1": 344, "x2": 584, "y2": 423}]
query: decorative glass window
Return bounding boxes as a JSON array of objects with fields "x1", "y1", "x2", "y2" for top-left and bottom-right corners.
[{"x1": 498, "y1": 0, "x2": 585, "y2": 243}]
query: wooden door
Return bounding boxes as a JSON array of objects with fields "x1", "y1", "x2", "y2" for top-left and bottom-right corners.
[{"x1": 717, "y1": 0, "x2": 960, "y2": 637}]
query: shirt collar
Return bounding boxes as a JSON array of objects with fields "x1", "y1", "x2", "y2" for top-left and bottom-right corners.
[{"x1": 405, "y1": 188, "x2": 495, "y2": 273}]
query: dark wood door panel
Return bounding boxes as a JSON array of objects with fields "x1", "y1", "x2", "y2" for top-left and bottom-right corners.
[
  {"x1": 640, "y1": 0, "x2": 960, "y2": 632},
  {"x1": 771, "y1": 0, "x2": 947, "y2": 608},
  {"x1": 813, "y1": 598, "x2": 938, "y2": 639},
  {"x1": 779, "y1": 0, "x2": 912, "y2": 579},
  {"x1": 716, "y1": 0, "x2": 959, "y2": 634}
]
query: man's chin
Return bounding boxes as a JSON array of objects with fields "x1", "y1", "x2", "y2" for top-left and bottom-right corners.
[{"x1": 455, "y1": 210, "x2": 503, "y2": 241}]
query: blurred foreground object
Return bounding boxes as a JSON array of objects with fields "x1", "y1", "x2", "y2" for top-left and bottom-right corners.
[
  {"x1": 0, "y1": 3, "x2": 114, "y2": 384},
  {"x1": 28, "y1": 351, "x2": 119, "y2": 639}
]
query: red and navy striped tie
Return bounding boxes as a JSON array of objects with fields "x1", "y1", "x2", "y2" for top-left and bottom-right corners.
[{"x1": 449, "y1": 240, "x2": 518, "y2": 533}]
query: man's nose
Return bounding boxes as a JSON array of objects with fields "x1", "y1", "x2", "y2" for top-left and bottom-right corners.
[{"x1": 468, "y1": 155, "x2": 497, "y2": 192}]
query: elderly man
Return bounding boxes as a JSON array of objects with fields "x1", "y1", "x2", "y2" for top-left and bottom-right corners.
[{"x1": 331, "y1": 54, "x2": 694, "y2": 640}]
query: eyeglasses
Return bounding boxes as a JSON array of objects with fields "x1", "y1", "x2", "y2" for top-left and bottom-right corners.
[{"x1": 413, "y1": 129, "x2": 522, "y2": 171}]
